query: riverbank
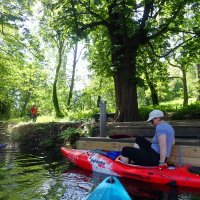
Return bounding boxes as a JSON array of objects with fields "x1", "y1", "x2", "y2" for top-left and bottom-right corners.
[{"x1": 0, "y1": 121, "x2": 83, "y2": 150}]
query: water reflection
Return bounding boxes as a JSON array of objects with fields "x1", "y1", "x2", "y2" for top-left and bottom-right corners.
[
  {"x1": 0, "y1": 146, "x2": 200, "y2": 200},
  {"x1": 0, "y1": 146, "x2": 66, "y2": 200},
  {"x1": 62, "y1": 167, "x2": 107, "y2": 200},
  {"x1": 62, "y1": 167, "x2": 200, "y2": 200}
]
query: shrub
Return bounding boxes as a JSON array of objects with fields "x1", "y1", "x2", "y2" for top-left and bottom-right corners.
[
  {"x1": 139, "y1": 102, "x2": 200, "y2": 120},
  {"x1": 171, "y1": 102, "x2": 200, "y2": 120}
]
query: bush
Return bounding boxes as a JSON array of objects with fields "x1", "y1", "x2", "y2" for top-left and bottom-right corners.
[
  {"x1": 58, "y1": 122, "x2": 96, "y2": 145},
  {"x1": 66, "y1": 109, "x2": 99, "y2": 121},
  {"x1": 139, "y1": 102, "x2": 200, "y2": 120},
  {"x1": 59, "y1": 127, "x2": 78, "y2": 142},
  {"x1": 139, "y1": 105, "x2": 178, "y2": 121},
  {"x1": 171, "y1": 102, "x2": 200, "y2": 120}
]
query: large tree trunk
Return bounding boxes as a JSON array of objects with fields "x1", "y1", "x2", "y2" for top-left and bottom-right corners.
[
  {"x1": 111, "y1": 37, "x2": 139, "y2": 121},
  {"x1": 113, "y1": 66, "x2": 138, "y2": 121}
]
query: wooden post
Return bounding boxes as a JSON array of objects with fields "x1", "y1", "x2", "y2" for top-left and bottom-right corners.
[{"x1": 100, "y1": 101, "x2": 107, "y2": 137}]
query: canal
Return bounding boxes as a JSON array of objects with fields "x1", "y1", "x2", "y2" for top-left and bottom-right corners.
[{"x1": 0, "y1": 145, "x2": 200, "y2": 200}]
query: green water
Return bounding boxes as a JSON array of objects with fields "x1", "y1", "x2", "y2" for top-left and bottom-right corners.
[
  {"x1": 0, "y1": 148, "x2": 62, "y2": 199},
  {"x1": 0, "y1": 146, "x2": 200, "y2": 200}
]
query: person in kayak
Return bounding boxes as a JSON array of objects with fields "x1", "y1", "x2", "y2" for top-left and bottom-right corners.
[{"x1": 120, "y1": 110, "x2": 175, "y2": 166}]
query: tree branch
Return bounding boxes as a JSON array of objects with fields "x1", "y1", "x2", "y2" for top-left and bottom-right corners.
[
  {"x1": 79, "y1": 0, "x2": 109, "y2": 25},
  {"x1": 0, "y1": 47, "x2": 13, "y2": 56},
  {"x1": 70, "y1": 0, "x2": 79, "y2": 35},
  {"x1": 79, "y1": 21, "x2": 108, "y2": 32},
  {"x1": 1, "y1": 32, "x2": 42, "y2": 60},
  {"x1": 168, "y1": 28, "x2": 200, "y2": 36},
  {"x1": 69, "y1": 0, "x2": 109, "y2": 36},
  {"x1": 140, "y1": 0, "x2": 154, "y2": 30},
  {"x1": 168, "y1": 61, "x2": 180, "y2": 68},
  {"x1": 165, "y1": 76, "x2": 183, "y2": 80},
  {"x1": 148, "y1": 36, "x2": 195, "y2": 58},
  {"x1": 151, "y1": 0, "x2": 166, "y2": 19},
  {"x1": 148, "y1": 2, "x2": 185, "y2": 40}
]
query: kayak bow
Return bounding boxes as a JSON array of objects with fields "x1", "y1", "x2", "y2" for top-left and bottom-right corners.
[{"x1": 86, "y1": 176, "x2": 131, "y2": 200}]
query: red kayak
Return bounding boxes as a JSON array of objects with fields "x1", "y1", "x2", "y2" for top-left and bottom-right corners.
[{"x1": 60, "y1": 147, "x2": 200, "y2": 189}]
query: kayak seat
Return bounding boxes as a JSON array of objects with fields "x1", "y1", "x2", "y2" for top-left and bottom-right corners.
[
  {"x1": 103, "y1": 151, "x2": 121, "y2": 160},
  {"x1": 91, "y1": 149, "x2": 121, "y2": 160}
]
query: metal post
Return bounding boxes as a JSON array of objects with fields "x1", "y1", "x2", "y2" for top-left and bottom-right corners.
[{"x1": 100, "y1": 101, "x2": 107, "y2": 137}]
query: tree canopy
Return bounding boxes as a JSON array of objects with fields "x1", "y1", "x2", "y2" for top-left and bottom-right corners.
[{"x1": 0, "y1": 0, "x2": 200, "y2": 121}]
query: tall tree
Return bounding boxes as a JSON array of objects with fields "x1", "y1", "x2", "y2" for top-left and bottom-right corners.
[
  {"x1": 52, "y1": 31, "x2": 66, "y2": 117},
  {"x1": 67, "y1": 42, "x2": 83, "y2": 108},
  {"x1": 39, "y1": 2, "x2": 69, "y2": 117}
]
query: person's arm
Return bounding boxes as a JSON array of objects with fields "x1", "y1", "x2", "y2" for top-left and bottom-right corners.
[{"x1": 158, "y1": 134, "x2": 167, "y2": 164}]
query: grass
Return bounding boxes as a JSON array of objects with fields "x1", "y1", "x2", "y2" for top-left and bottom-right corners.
[
  {"x1": 3, "y1": 115, "x2": 71, "y2": 124},
  {"x1": 160, "y1": 98, "x2": 196, "y2": 106}
]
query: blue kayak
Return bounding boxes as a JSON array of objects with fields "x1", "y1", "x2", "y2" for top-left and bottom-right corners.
[{"x1": 86, "y1": 176, "x2": 131, "y2": 200}]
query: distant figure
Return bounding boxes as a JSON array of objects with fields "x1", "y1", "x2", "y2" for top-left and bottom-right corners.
[{"x1": 30, "y1": 105, "x2": 38, "y2": 122}]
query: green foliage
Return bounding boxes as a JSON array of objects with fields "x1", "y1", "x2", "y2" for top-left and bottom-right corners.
[
  {"x1": 171, "y1": 102, "x2": 200, "y2": 120},
  {"x1": 139, "y1": 101, "x2": 200, "y2": 121},
  {"x1": 67, "y1": 109, "x2": 98, "y2": 121},
  {"x1": 139, "y1": 105, "x2": 177, "y2": 121},
  {"x1": 59, "y1": 127, "x2": 78, "y2": 141},
  {"x1": 58, "y1": 122, "x2": 95, "y2": 145}
]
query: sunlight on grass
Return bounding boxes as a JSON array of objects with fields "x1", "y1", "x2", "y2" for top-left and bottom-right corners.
[
  {"x1": 36, "y1": 115, "x2": 71, "y2": 123},
  {"x1": 160, "y1": 98, "x2": 196, "y2": 106},
  {"x1": 3, "y1": 115, "x2": 71, "y2": 124}
]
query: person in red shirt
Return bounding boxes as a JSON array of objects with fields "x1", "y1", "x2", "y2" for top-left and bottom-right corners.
[{"x1": 30, "y1": 105, "x2": 38, "y2": 122}]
